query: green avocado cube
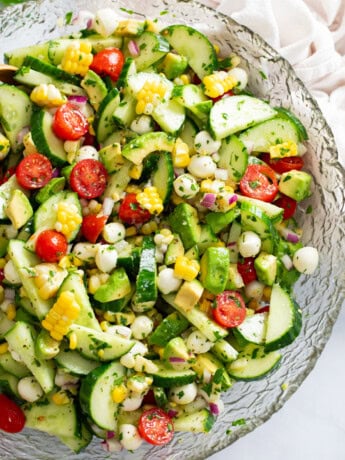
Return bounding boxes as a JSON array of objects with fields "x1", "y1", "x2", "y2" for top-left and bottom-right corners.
[
  {"x1": 278, "y1": 170, "x2": 312, "y2": 202},
  {"x1": 163, "y1": 337, "x2": 191, "y2": 370},
  {"x1": 254, "y1": 252, "x2": 277, "y2": 286},
  {"x1": 6, "y1": 189, "x2": 33, "y2": 230},
  {"x1": 169, "y1": 203, "x2": 201, "y2": 250},
  {"x1": 94, "y1": 268, "x2": 131, "y2": 303},
  {"x1": 205, "y1": 208, "x2": 240, "y2": 234},
  {"x1": 160, "y1": 52, "x2": 188, "y2": 80},
  {"x1": 200, "y1": 247, "x2": 230, "y2": 295},
  {"x1": 99, "y1": 143, "x2": 124, "y2": 173}
]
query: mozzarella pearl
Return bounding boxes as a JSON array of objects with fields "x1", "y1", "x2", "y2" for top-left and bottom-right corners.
[
  {"x1": 73, "y1": 242, "x2": 98, "y2": 262},
  {"x1": 130, "y1": 315, "x2": 154, "y2": 340},
  {"x1": 169, "y1": 382, "x2": 198, "y2": 405},
  {"x1": 186, "y1": 330, "x2": 213, "y2": 354},
  {"x1": 157, "y1": 267, "x2": 182, "y2": 294},
  {"x1": 238, "y1": 231, "x2": 261, "y2": 258},
  {"x1": 293, "y1": 247, "x2": 319, "y2": 274},
  {"x1": 102, "y1": 222, "x2": 126, "y2": 243},
  {"x1": 118, "y1": 424, "x2": 143, "y2": 451},
  {"x1": 194, "y1": 130, "x2": 221, "y2": 155},
  {"x1": 173, "y1": 174, "x2": 200, "y2": 199},
  {"x1": 188, "y1": 155, "x2": 217, "y2": 179},
  {"x1": 75, "y1": 145, "x2": 99, "y2": 162},
  {"x1": 121, "y1": 393, "x2": 144, "y2": 412},
  {"x1": 245, "y1": 280, "x2": 265, "y2": 299},
  {"x1": 18, "y1": 377, "x2": 44, "y2": 402},
  {"x1": 130, "y1": 115, "x2": 154, "y2": 134},
  {"x1": 95, "y1": 244, "x2": 118, "y2": 273},
  {"x1": 3, "y1": 260, "x2": 21, "y2": 285},
  {"x1": 228, "y1": 67, "x2": 248, "y2": 90}
]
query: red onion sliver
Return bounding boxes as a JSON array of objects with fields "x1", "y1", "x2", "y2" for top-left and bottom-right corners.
[
  {"x1": 209, "y1": 403, "x2": 220, "y2": 416},
  {"x1": 200, "y1": 193, "x2": 216, "y2": 208},
  {"x1": 68, "y1": 95, "x2": 88, "y2": 105},
  {"x1": 106, "y1": 431, "x2": 115, "y2": 439},
  {"x1": 167, "y1": 409, "x2": 178, "y2": 418},
  {"x1": 128, "y1": 40, "x2": 140, "y2": 57},
  {"x1": 286, "y1": 232, "x2": 300, "y2": 243},
  {"x1": 51, "y1": 168, "x2": 60, "y2": 178},
  {"x1": 169, "y1": 357, "x2": 186, "y2": 363},
  {"x1": 228, "y1": 194, "x2": 238, "y2": 205},
  {"x1": 16, "y1": 126, "x2": 30, "y2": 145}
]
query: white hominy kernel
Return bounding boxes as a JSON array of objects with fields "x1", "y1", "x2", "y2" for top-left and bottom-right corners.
[
  {"x1": 293, "y1": 247, "x2": 319, "y2": 274},
  {"x1": 188, "y1": 155, "x2": 217, "y2": 178},
  {"x1": 119, "y1": 424, "x2": 143, "y2": 451},
  {"x1": 238, "y1": 231, "x2": 261, "y2": 258}
]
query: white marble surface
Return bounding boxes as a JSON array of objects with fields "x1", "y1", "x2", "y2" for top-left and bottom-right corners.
[{"x1": 209, "y1": 305, "x2": 345, "y2": 460}]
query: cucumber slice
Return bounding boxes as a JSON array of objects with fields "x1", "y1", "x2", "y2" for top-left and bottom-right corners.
[
  {"x1": 0, "y1": 371, "x2": 19, "y2": 398},
  {"x1": 180, "y1": 118, "x2": 198, "y2": 152},
  {"x1": 227, "y1": 344, "x2": 281, "y2": 381},
  {"x1": 94, "y1": 267, "x2": 131, "y2": 303},
  {"x1": 5, "y1": 42, "x2": 50, "y2": 67},
  {"x1": 161, "y1": 25, "x2": 218, "y2": 79},
  {"x1": 81, "y1": 69, "x2": 107, "y2": 111},
  {"x1": 265, "y1": 284, "x2": 302, "y2": 351},
  {"x1": 218, "y1": 134, "x2": 248, "y2": 182},
  {"x1": 113, "y1": 94, "x2": 137, "y2": 128},
  {"x1": 209, "y1": 95, "x2": 277, "y2": 140},
  {"x1": 79, "y1": 362, "x2": 125, "y2": 431},
  {"x1": 31, "y1": 109, "x2": 67, "y2": 166},
  {"x1": 152, "y1": 151, "x2": 174, "y2": 205},
  {"x1": 211, "y1": 339, "x2": 239, "y2": 364},
  {"x1": 55, "y1": 345, "x2": 100, "y2": 375},
  {"x1": 233, "y1": 312, "x2": 268, "y2": 346},
  {"x1": 0, "y1": 84, "x2": 33, "y2": 152},
  {"x1": 117, "y1": 57, "x2": 137, "y2": 89},
  {"x1": 122, "y1": 131, "x2": 175, "y2": 165},
  {"x1": 34, "y1": 191, "x2": 82, "y2": 242},
  {"x1": 59, "y1": 424, "x2": 92, "y2": 454},
  {"x1": 152, "y1": 99, "x2": 185, "y2": 134},
  {"x1": 275, "y1": 107, "x2": 308, "y2": 141},
  {"x1": 0, "y1": 311, "x2": 15, "y2": 340},
  {"x1": 0, "y1": 351, "x2": 30, "y2": 378},
  {"x1": 173, "y1": 409, "x2": 215, "y2": 433},
  {"x1": 35, "y1": 177, "x2": 66, "y2": 205},
  {"x1": 148, "y1": 312, "x2": 189, "y2": 347},
  {"x1": 132, "y1": 236, "x2": 157, "y2": 311},
  {"x1": 236, "y1": 194, "x2": 283, "y2": 224},
  {"x1": 149, "y1": 362, "x2": 197, "y2": 387},
  {"x1": 23, "y1": 55, "x2": 80, "y2": 85},
  {"x1": 94, "y1": 87, "x2": 121, "y2": 143},
  {"x1": 5, "y1": 321, "x2": 55, "y2": 393},
  {"x1": 103, "y1": 160, "x2": 132, "y2": 199},
  {"x1": 238, "y1": 117, "x2": 301, "y2": 153},
  {"x1": 129, "y1": 31, "x2": 170, "y2": 71},
  {"x1": 172, "y1": 84, "x2": 209, "y2": 122}
]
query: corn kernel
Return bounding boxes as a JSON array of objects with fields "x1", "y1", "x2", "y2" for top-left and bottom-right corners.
[
  {"x1": 247, "y1": 299, "x2": 260, "y2": 311},
  {"x1": 111, "y1": 384, "x2": 128, "y2": 403},
  {"x1": 213, "y1": 43, "x2": 220, "y2": 55},
  {"x1": 269, "y1": 140, "x2": 298, "y2": 159},
  {"x1": 69, "y1": 331, "x2": 78, "y2": 350},
  {"x1": 6, "y1": 304, "x2": 16, "y2": 321},
  {"x1": 174, "y1": 256, "x2": 200, "y2": 281},
  {"x1": 42, "y1": 291, "x2": 80, "y2": 341},
  {"x1": 172, "y1": 138, "x2": 190, "y2": 168},
  {"x1": 136, "y1": 80, "x2": 169, "y2": 115},
  {"x1": 203, "y1": 71, "x2": 237, "y2": 98},
  {"x1": 60, "y1": 41, "x2": 93, "y2": 76},
  {"x1": 171, "y1": 191, "x2": 185, "y2": 206},
  {"x1": 30, "y1": 84, "x2": 66, "y2": 107},
  {"x1": 125, "y1": 184, "x2": 141, "y2": 194},
  {"x1": 98, "y1": 349, "x2": 105, "y2": 359},
  {"x1": 262, "y1": 286, "x2": 272, "y2": 302},
  {"x1": 52, "y1": 391, "x2": 70, "y2": 406},
  {"x1": 104, "y1": 311, "x2": 117, "y2": 322},
  {"x1": 136, "y1": 186, "x2": 163, "y2": 215},
  {"x1": 129, "y1": 164, "x2": 144, "y2": 180},
  {"x1": 179, "y1": 74, "x2": 191, "y2": 85},
  {"x1": 0, "y1": 343, "x2": 9, "y2": 354},
  {"x1": 55, "y1": 202, "x2": 82, "y2": 241},
  {"x1": 88, "y1": 275, "x2": 101, "y2": 294},
  {"x1": 153, "y1": 345, "x2": 164, "y2": 359},
  {"x1": 125, "y1": 226, "x2": 137, "y2": 237},
  {"x1": 100, "y1": 321, "x2": 109, "y2": 332},
  {"x1": 141, "y1": 221, "x2": 158, "y2": 235},
  {"x1": 0, "y1": 258, "x2": 6, "y2": 269}
]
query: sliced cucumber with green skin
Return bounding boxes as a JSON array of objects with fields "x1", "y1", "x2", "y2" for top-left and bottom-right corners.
[
  {"x1": 211, "y1": 339, "x2": 239, "y2": 364},
  {"x1": 35, "y1": 177, "x2": 66, "y2": 205},
  {"x1": 55, "y1": 344, "x2": 100, "y2": 375},
  {"x1": 122, "y1": 131, "x2": 176, "y2": 165},
  {"x1": 148, "y1": 311, "x2": 189, "y2": 347},
  {"x1": 15, "y1": 68, "x2": 86, "y2": 95},
  {"x1": 129, "y1": 31, "x2": 170, "y2": 71},
  {"x1": 0, "y1": 351, "x2": 31, "y2": 378},
  {"x1": 94, "y1": 87, "x2": 121, "y2": 143},
  {"x1": 173, "y1": 409, "x2": 215, "y2": 433},
  {"x1": 31, "y1": 109, "x2": 67, "y2": 166},
  {"x1": 153, "y1": 386, "x2": 168, "y2": 408},
  {"x1": 0, "y1": 84, "x2": 33, "y2": 153},
  {"x1": 149, "y1": 362, "x2": 197, "y2": 387},
  {"x1": 236, "y1": 194, "x2": 283, "y2": 224},
  {"x1": 152, "y1": 151, "x2": 174, "y2": 205},
  {"x1": 238, "y1": 117, "x2": 301, "y2": 153},
  {"x1": 94, "y1": 268, "x2": 132, "y2": 303},
  {"x1": 79, "y1": 361, "x2": 125, "y2": 431},
  {"x1": 163, "y1": 294, "x2": 228, "y2": 342},
  {"x1": 161, "y1": 25, "x2": 218, "y2": 79},
  {"x1": 265, "y1": 284, "x2": 302, "y2": 351},
  {"x1": 209, "y1": 95, "x2": 277, "y2": 140},
  {"x1": 164, "y1": 234, "x2": 184, "y2": 266},
  {"x1": 103, "y1": 160, "x2": 132, "y2": 199},
  {"x1": 152, "y1": 99, "x2": 185, "y2": 134},
  {"x1": 218, "y1": 134, "x2": 248, "y2": 182},
  {"x1": 35, "y1": 329, "x2": 60, "y2": 360},
  {"x1": 59, "y1": 423, "x2": 93, "y2": 454},
  {"x1": 81, "y1": 69, "x2": 107, "y2": 111},
  {"x1": 67, "y1": 324, "x2": 134, "y2": 361},
  {"x1": 180, "y1": 117, "x2": 198, "y2": 152},
  {"x1": 5, "y1": 321, "x2": 55, "y2": 393},
  {"x1": 0, "y1": 371, "x2": 20, "y2": 398},
  {"x1": 58, "y1": 271, "x2": 101, "y2": 331},
  {"x1": 117, "y1": 246, "x2": 141, "y2": 280},
  {"x1": 8, "y1": 240, "x2": 53, "y2": 319},
  {"x1": 117, "y1": 57, "x2": 137, "y2": 89},
  {"x1": 93, "y1": 288, "x2": 133, "y2": 313},
  {"x1": 132, "y1": 236, "x2": 157, "y2": 311},
  {"x1": 233, "y1": 312, "x2": 268, "y2": 346},
  {"x1": 275, "y1": 106, "x2": 308, "y2": 141},
  {"x1": 113, "y1": 94, "x2": 137, "y2": 128},
  {"x1": 34, "y1": 191, "x2": 82, "y2": 242},
  {"x1": 172, "y1": 84, "x2": 209, "y2": 123},
  {"x1": 23, "y1": 55, "x2": 80, "y2": 85},
  {"x1": 5, "y1": 42, "x2": 50, "y2": 67},
  {"x1": 0, "y1": 311, "x2": 15, "y2": 339}
]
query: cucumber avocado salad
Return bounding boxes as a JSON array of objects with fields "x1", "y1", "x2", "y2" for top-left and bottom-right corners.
[{"x1": 0, "y1": 7, "x2": 319, "y2": 453}]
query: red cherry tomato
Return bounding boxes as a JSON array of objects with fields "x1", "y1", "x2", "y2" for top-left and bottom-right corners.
[
  {"x1": 118, "y1": 193, "x2": 151, "y2": 225},
  {"x1": 255, "y1": 305, "x2": 270, "y2": 314},
  {"x1": 0, "y1": 166, "x2": 16, "y2": 185},
  {"x1": 81, "y1": 215, "x2": 108, "y2": 243},
  {"x1": 35, "y1": 229, "x2": 68, "y2": 262},
  {"x1": 82, "y1": 132, "x2": 96, "y2": 147},
  {"x1": 274, "y1": 194, "x2": 297, "y2": 220},
  {"x1": 0, "y1": 394, "x2": 25, "y2": 433},
  {"x1": 70, "y1": 159, "x2": 108, "y2": 199},
  {"x1": 52, "y1": 103, "x2": 89, "y2": 141},
  {"x1": 212, "y1": 90, "x2": 234, "y2": 103},
  {"x1": 16, "y1": 153, "x2": 53, "y2": 190},
  {"x1": 138, "y1": 407, "x2": 174, "y2": 446},
  {"x1": 142, "y1": 389, "x2": 156, "y2": 406},
  {"x1": 0, "y1": 268, "x2": 5, "y2": 284},
  {"x1": 237, "y1": 257, "x2": 257, "y2": 285},
  {"x1": 213, "y1": 290, "x2": 246, "y2": 328},
  {"x1": 90, "y1": 48, "x2": 125, "y2": 82},
  {"x1": 260, "y1": 153, "x2": 304, "y2": 174},
  {"x1": 239, "y1": 164, "x2": 278, "y2": 202}
]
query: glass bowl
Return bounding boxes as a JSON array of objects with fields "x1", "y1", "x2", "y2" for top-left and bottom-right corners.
[{"x1": 1, "y1": 0, "x2": 345, "y2": 459}]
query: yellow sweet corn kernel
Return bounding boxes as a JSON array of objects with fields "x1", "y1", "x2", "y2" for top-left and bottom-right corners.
[
  {"x1": 34, "y1": 263, "x2": 67, "y2": 300},
  {"x1": 269, "y1": 140, "x2": 298, "y2": 159},
  {"x1": 114, "y1": 311, "x2": 135, "y2": 326},
  {"x1": 116, "y1": 19, "x2": 145, "y2": 36},
  {"x1": 55, "y1": 202, "x2": 82, "y2": 241},
  {"x1": 245, "y1": 307, "x2": 255, "y2": 317},
  {"x1": 247, "y1": 299, "x2": 260, "y2": 311},
  {"x1": 136, "y1": 186, "x2": 163, "y2": 215},
  {"x1": 30, "y1": 84, "x2": 66, "y2": 108},
  {"x1": 129, "y1": 164, "x2": 144, "y2": 180},
  {"x1": 174, "y1": 256, "x2": 200, "y2": 281},
  {"x1": 203, "y1": 71, "x2": 237, "y2": 98},
  {"x1": 172, "y1": 138, "x2": 190, "y2": 168},
  {"x1": 69, "y1": 331, "x2": 78, "y2": 350},
  {"x1": 125, "y1": 184, "x2": 141, "y2": 194},
  {"x1": 213, "y1": 43, "x2": 220, "y2": 55},
  {"x1": 136, "y1": 80, "x2": 169, "y2": 115},
  {"x1": 0, "y1": 343, "x2": 9, "y2": 355},
  {"x1": 141, "y1": 220, "x2": 158, "y2": 235},
  {"x1": 0, "y1": 258, "x2": 6, "y2": 269},
  {"x1": 200, "y1": 179, "x2": 226, "y2": 194},
  {"x1": 153, "y1": 345, "x2": 164, "y2": 359},
  {"x1": 42, "y1": 291, "x2": 80, "y2": 341},
  {"x1": 88, "y1": 275, "x2": 102, "y2": 295},
  {"x1": 262, "y1": 286, "x2": 272, "y2": 302},
  {"x1": 103, "y1": 311, "x2": 116, "y2": 322},
  {"x1": 6, "y1": 304, "x2": 16, "y2": 321},
  {"x1": 0, "y1": 133, "x2": 10, "y2": 160},
  {"x1": 144, "y1": 19, "x2": 159, "y2": 33},
  {"x1": 125, "y1": 226, "x2": 137, "y2": 237},
  {"x1": 52, "y1": 391, "x2": 70, "y2": 406},
  {"x1": 111, "y1": 384, "x2": 128, "y2": 403},
  {"x1": 97, "y1": 349, "x2": 105, "y2": 359},
  {"x1": 179, "y1": 74, "x2": 191, "y2": 85},
  {"x1": 100, "y1": 321, "x2": 109, "y2": 332},
  {"x1": 60, "y1": 41, "x2": 93, "y2": 76},
  {"x1": 88, "y1": 117, "x2": 96, "y2": 136}
]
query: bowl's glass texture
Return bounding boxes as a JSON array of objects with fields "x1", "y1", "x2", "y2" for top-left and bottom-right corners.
[{"x1": 1, "y1": 1, "x2": 345, "y2": 459}]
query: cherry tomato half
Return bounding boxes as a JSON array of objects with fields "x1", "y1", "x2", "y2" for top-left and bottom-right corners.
[
  {"x1": 138, "y1": 407, "x2": 174, "y2": 446},
  {"x1": 35, "y1": 229, "x2": 68, "y2": 262},
  {"x1": 52, "y1": 103, "x2": 89, "y2": 141},
  {"x1": 0, "y1": 394, "x2": 25, "y2": 433},
  {"x1": 213, "y1": 290, "x2": 246, "y2": 328},
  {"x1": 90, "y1": 48, "x2": 125, "y2": 82},
  {"x1": 118, "y1": 193, "x2": 151, "y2": 225},
  {"x1": 212, "y1": 90, "x2": 234, "y2": 103},
  {"x1": 0, "y1": 166, "x2": 16, "y2": 185},
  {"x1": 237, "y1": 257, "x2": 257, "y2": 285},
  {"x1": 70, "y1": 159, "x2": 108, "y2": 199},
  {"x1": 81, "y1": 215, "x2": 108, "y2": 243},
  {"x1": 260, "y1": 153, "x2": 304, "y2": 175},
  {"x1": 16, "y1": 153, "x2": 53, "y2": 190},
  {"x1": 274, "y1": 194, "x2": 297, "y2": 220},
  {"x1": 239, "y1": 164, "x2": 278, "y2": 202}
]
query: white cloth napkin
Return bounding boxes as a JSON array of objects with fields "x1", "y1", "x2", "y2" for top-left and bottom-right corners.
[{"x1": 199, "y1": 0, "x2": 345, "y2": 166}]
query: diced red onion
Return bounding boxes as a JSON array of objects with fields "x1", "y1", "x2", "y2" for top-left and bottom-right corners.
[
  {"x1": 200, "y1": 193, "x2": 216, "y2": 208},
  {"x1": 68, "y1": 95, "x2": 88, "y2": 106},
  {"x1": 167, "y1": 409, "x2": 178, "y2": 418},
  {"x1": 209, "y1": 403, "x2": 220, "y2": 416},
  {"x1": 102, "y1": 197, "x2": 115, "y2": 216},
  {"x1": 227, "y1": 241, "x2": 237, "y2": 247},
  {"x1": 51, "y1": 168, "x2": 60, "y2": 178},
  {"x1": 128, "y1": 40, "x2": 140, "y2": 57},
  {"x1": 169, "y1": 357, "x2": 186, "y2": 363},
  {"x1": 255, "y1": 305, "x2": 270, "y2": 314},
  {"x1": 279, "y1": 226, "x2": 300, "y2": 243},
  {"x1": 16, "y1": 126, "x2": 30, "y2": 146},
  {"x1": 72, "y1": 10, "x2": 94, "y2": 28},
  {"x1": 106, "y1": 431, "x2": 115, "y2": 439},
  {"x1": 101, "y1": 438, "x2": 122, "y2": 453},
  {"x1": 281, "y1": 254, "x2": 293, "y2": 270},
  {"x1": 228, "y1": 194, "x2": 238, "y2": 205}
]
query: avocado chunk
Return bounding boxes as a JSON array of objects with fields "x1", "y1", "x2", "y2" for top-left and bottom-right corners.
[
  {"x1": 205, "y1": 208, "x2": 240, "y2": 234},
  {"x1": 254, "y1": 252, "x2": 277, "y2": 286},
  {"x1": 6, "y1": 189, "x2": 33, "y2": 230},
  {"x1": 174, "y1": 279, "x2": 204, "y2": 311},
  {"x1": 159, "y1": 52, "x2": 189, "y2": 79},
  {"x1": 163, "y1": 337, "x2": 191, "y2": 370},
  {"x1": 165, "y1": 234, "x2": 185, "y2": 265},
  {"x1": 94, "y1": 268, "x2": 131, "y2": 303},
  {"x1": 192, "y1": 352, "x2": 233, "y2": 390},
  {"x1": 148, "y1": 312, "x2": 189, "y2": 347},
  {"x1": 169, "y1": 203, "x2": 201, "y2": 250},
  {"x1": 226, "y1": 264, "x2": 245, "y2": 290},
  {"x1": 122, "y1": 132, "x2": 175, "y2": 165},
  {"x1": 197, "y1": 224, "x2": 218, "y2": 254},
  {"x1": 81, "y1": 69, "x2": 107, "y2": 111},
  {"x1": 200, "y1": 247, "x2": 230, "y2": 295},
  {"x1": 278, "y1": 170, "x2": 312, "y2": 202},
  {"x1": 99, "y1": 143, "x2": 124, "y2": 173},
  {"x1": 35, "y1": 177, "x2": 66, "y2": 204}
]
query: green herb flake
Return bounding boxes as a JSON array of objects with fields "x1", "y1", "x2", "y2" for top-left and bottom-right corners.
[
  {"x1": 259, "y1": 70, "x2": 267, "y2": 80},
  {"x1": 306, "y1": 205, "x2": 313, "y2": 214},
  {"x1": 232, "y1": 418, "x2": 246, "y2": 426},
  {"x1": 65, "y1": 11, "x2": 73, "y2": 25}
]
